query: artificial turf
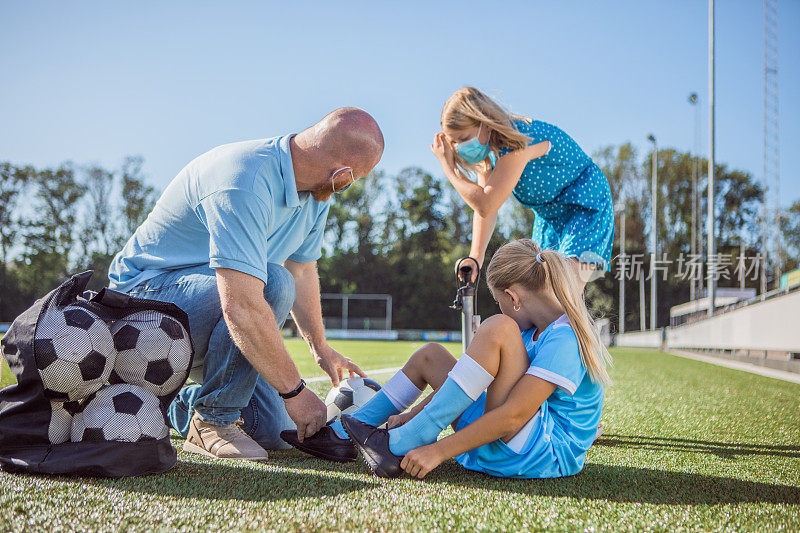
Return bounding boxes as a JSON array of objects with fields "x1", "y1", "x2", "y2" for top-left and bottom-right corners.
[{"x1": 1, "y1": 343, "x2": 799, "y2": 531}]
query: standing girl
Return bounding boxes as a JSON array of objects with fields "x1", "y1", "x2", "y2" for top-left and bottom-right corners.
[
  {"x1": 339, "y1": 239, "x2": 612, "y2": 479},
  {"x1": 432, "y1": 87, "x2": 614, "y2": 286}
]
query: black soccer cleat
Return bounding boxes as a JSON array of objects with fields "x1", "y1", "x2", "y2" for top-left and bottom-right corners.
[
  {"x1": 340, "y1": 414, "x2": 403, "y2": 479},
  {"x1": 280, "y1": 423, "x2": 357, "y2": 463}
]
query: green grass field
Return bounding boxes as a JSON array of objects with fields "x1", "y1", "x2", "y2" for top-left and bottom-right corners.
[{"x1": 1, "y1": 342, "x2": 799, "y2": 531}]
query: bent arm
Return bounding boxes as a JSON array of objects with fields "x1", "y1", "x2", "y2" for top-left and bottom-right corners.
[
  {"x1": 444, "y1": 141, "x2": 551, "y2": 218},
  {"x1": 216, "y1": 267, "x2": 302, "y2": 394},
  {"x1": 468, "y1": 170, "x2": 499, "y2": 267},
  {"x1": 433, "y1": 375, "x2": 556, "y2": 459},
  {"x1": 284, "y1": 259, "x2": 326, "y2": 350},
  {"x1": 285, "y1": 258, "x2": 366, "y2": 385}
]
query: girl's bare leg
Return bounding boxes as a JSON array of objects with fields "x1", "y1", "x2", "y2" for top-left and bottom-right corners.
[
  {"x1": 396, "y1": 318, "x2": 530, "y2": 434},
  {"x1": 385, "y1": 319, "x2": 533, "y2": 458},
  {"x1": 400, "y1": 343, "x2": 457, "y2": 393},
  {"x1": 462, "y1": 314, "x2": 531, "y2": 412},
  {"x1": 385, "y1": 343, "x2": 457, "y2": 427}
]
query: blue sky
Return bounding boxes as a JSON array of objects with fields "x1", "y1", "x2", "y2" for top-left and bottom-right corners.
[{"x1": 1, "y1": 1, "x2": 798, "y2": 206}]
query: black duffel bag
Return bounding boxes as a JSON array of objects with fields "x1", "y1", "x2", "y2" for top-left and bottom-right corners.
[{"x1": 0, "y1": 271, "x2": 194, "y2": 477}]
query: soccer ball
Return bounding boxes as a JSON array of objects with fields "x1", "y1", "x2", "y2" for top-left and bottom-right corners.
[
  {"x1": 33, "y1": 304, "x2": 116, "y2": 402},
  {"x1": 109, "y1": 310, "x2": 192, "y2": 397},
  {"x1": 48, "y1": 401, "x2": 80, "y2": 444},
  {"x1": 71, "y1": 384, "x2": 169, "y2": 442},
  {"x1": 325, "y1": 376, "x2": 382, "y2": 422}
]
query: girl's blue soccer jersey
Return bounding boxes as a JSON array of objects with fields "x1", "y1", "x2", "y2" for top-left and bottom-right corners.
[
  {"x1": 454, "y1": 315, "x2": 604, "y2": 478},
  {"x1": 498, "y1": 119, "x2": 614, "y2": 266}
]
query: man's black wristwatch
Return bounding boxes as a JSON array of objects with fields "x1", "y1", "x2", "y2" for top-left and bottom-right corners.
[{"x1": 279, "y1": 379, "x2": 306, "y2": 400}]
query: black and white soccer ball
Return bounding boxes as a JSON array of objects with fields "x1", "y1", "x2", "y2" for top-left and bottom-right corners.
[
  {"x1": 33, "y1": 304, "x2": 116, "y2": 402},
  {"x1": 48, "y1": 401, "x2": 81, "y2": 444},
  {"x1": 71, "y1": 384, "x2": 169, "y2": 442},
  {"x1": 109, "y1": 310, "x2": 192, "y2": 397},
  {"x1": 325, "y1": 376, "x2": 382, "y2": 422}
]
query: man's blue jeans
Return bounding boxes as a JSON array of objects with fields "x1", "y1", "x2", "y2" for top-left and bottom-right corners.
[{"x1": 126, "y1": 264, "x2": 296, "y2": 449}]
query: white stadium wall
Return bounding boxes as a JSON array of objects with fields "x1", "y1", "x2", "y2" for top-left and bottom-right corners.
[
  {"x1": 615, "y1": 329, "x2": 664, "y2": 348},
  {"x1": 666, "y1": 290, "x2": 800, "y2": 352}
]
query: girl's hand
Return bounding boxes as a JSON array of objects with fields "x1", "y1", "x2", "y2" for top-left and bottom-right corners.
[
  {"x1": 431, "y1": 132, "x2": 455, "y2": 169},
  {"x1": 386, "y1": 411, "x2": 415, "y2": 429},
  {"x1": 401, "y1": 443, "x2": 448, "y2": 479}
]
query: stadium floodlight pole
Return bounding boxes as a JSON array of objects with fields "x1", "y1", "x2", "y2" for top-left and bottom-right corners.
[
  {"x1": 639, "y1": 272, "x2": 646, "y2": 331},
  {"x1": 760, "y1": 231, "x2": 767, "y2": 299},
  {"x1": 614, "y1": 203, "x2": 626, "y2": 335},
  {"x1": 688, "y1": 92, "x2": 700, "y2": 301},
  {"x1": 648, "y1": 134, "x2": 658, "y2": 331},
  {"x1": 707, "y1": 0, "x2": 717, "y2": 315},
  {"x1": 740, "y1": 241, "x2": 746, "y2": 290}
]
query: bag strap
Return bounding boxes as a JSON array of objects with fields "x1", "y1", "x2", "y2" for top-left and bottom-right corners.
[
  {"x1": 53, "y1": 271, "x2": 94, "y2": 307},
  {"x1": 88, "y1": 288, "x2": 132, "y2": 309}
]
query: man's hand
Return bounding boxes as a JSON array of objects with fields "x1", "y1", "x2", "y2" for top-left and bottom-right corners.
[
  {"x1": 312, "y1": 343, "x2": 366, "y2": 386},
  {"x1": 283, "y1": 387, "x2": 327, "y2": 442},
  {"x1": 401, "y1": 443, "x2": 448, "y2": 479}
]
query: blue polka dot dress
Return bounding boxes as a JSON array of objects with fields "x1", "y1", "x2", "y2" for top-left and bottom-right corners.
[{"x1": 498, "y1": 119, "x2": 614, "y2": 266}]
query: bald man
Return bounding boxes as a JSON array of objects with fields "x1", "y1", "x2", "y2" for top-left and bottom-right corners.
[{"x1": 108, "y1": 108, "x2": 384, "y2": 460}]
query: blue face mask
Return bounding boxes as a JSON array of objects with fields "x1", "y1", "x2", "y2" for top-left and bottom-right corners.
[{"x1": 455, "y1": 124, "x2": 492, "y2": 164}]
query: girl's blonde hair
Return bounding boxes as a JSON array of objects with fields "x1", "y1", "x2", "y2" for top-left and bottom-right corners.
[
  {"x1": 486, "y1": 239, "x2": 613, "y2": 386},
  {"x1": 441, "y1": 87, "x2": 532, "y2": 177}
]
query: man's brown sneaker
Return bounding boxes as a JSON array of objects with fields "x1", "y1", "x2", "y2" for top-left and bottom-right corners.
[{"x1": 182, "y1": 412, "x2": 269, "y2": 461}]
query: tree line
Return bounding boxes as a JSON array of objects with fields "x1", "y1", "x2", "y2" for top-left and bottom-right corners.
[
  {"x1": 1, "y1": 147, "x2": 798, "y2": 331},
  {"x1": 0, "y1": 157, "x2": 157, "y2": 320}
]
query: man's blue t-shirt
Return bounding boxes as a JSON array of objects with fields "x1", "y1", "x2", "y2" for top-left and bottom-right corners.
[{"x1": 108, "y1": 135, "x2": 330, "y2": 292}]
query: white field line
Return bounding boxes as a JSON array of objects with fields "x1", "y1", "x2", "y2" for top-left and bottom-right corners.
[
  {"x1": 668, "y1": 350, "x2": 800, "y2": 385},
  {"x1": 306, "y1": 366, "x2": 402, "y2": 384},
  {"x1": 310, "y1": 352, "x2": 800, "y2": 386}
]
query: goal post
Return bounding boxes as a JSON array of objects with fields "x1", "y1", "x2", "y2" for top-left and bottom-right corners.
[{"x1": 321, "y1": 293, "x2": 392, "y2": 331}]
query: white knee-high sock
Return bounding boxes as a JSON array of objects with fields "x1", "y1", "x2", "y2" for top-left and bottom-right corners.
[
  {"x1": 388, "y1": 354, "x2": 493, "y2": 455},
  {"x1": 330, "y1": 370, "x2": 422, "y2": 439},
  {"x1": 354, "y1": 370, "x2": 423, "y2": 425}
]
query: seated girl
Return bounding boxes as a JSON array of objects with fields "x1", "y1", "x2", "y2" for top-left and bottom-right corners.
[{"x1": 283, "y1": 238, "x2": 612, "y2": 479}]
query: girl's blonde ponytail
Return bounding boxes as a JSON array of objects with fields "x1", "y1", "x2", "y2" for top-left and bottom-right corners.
[
  {"x1": 538, "y1": 250, "x2": 612, "y2": 386},
  {"x1": 486, "y1": 239, "x2": 612, "y2": 386}
]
